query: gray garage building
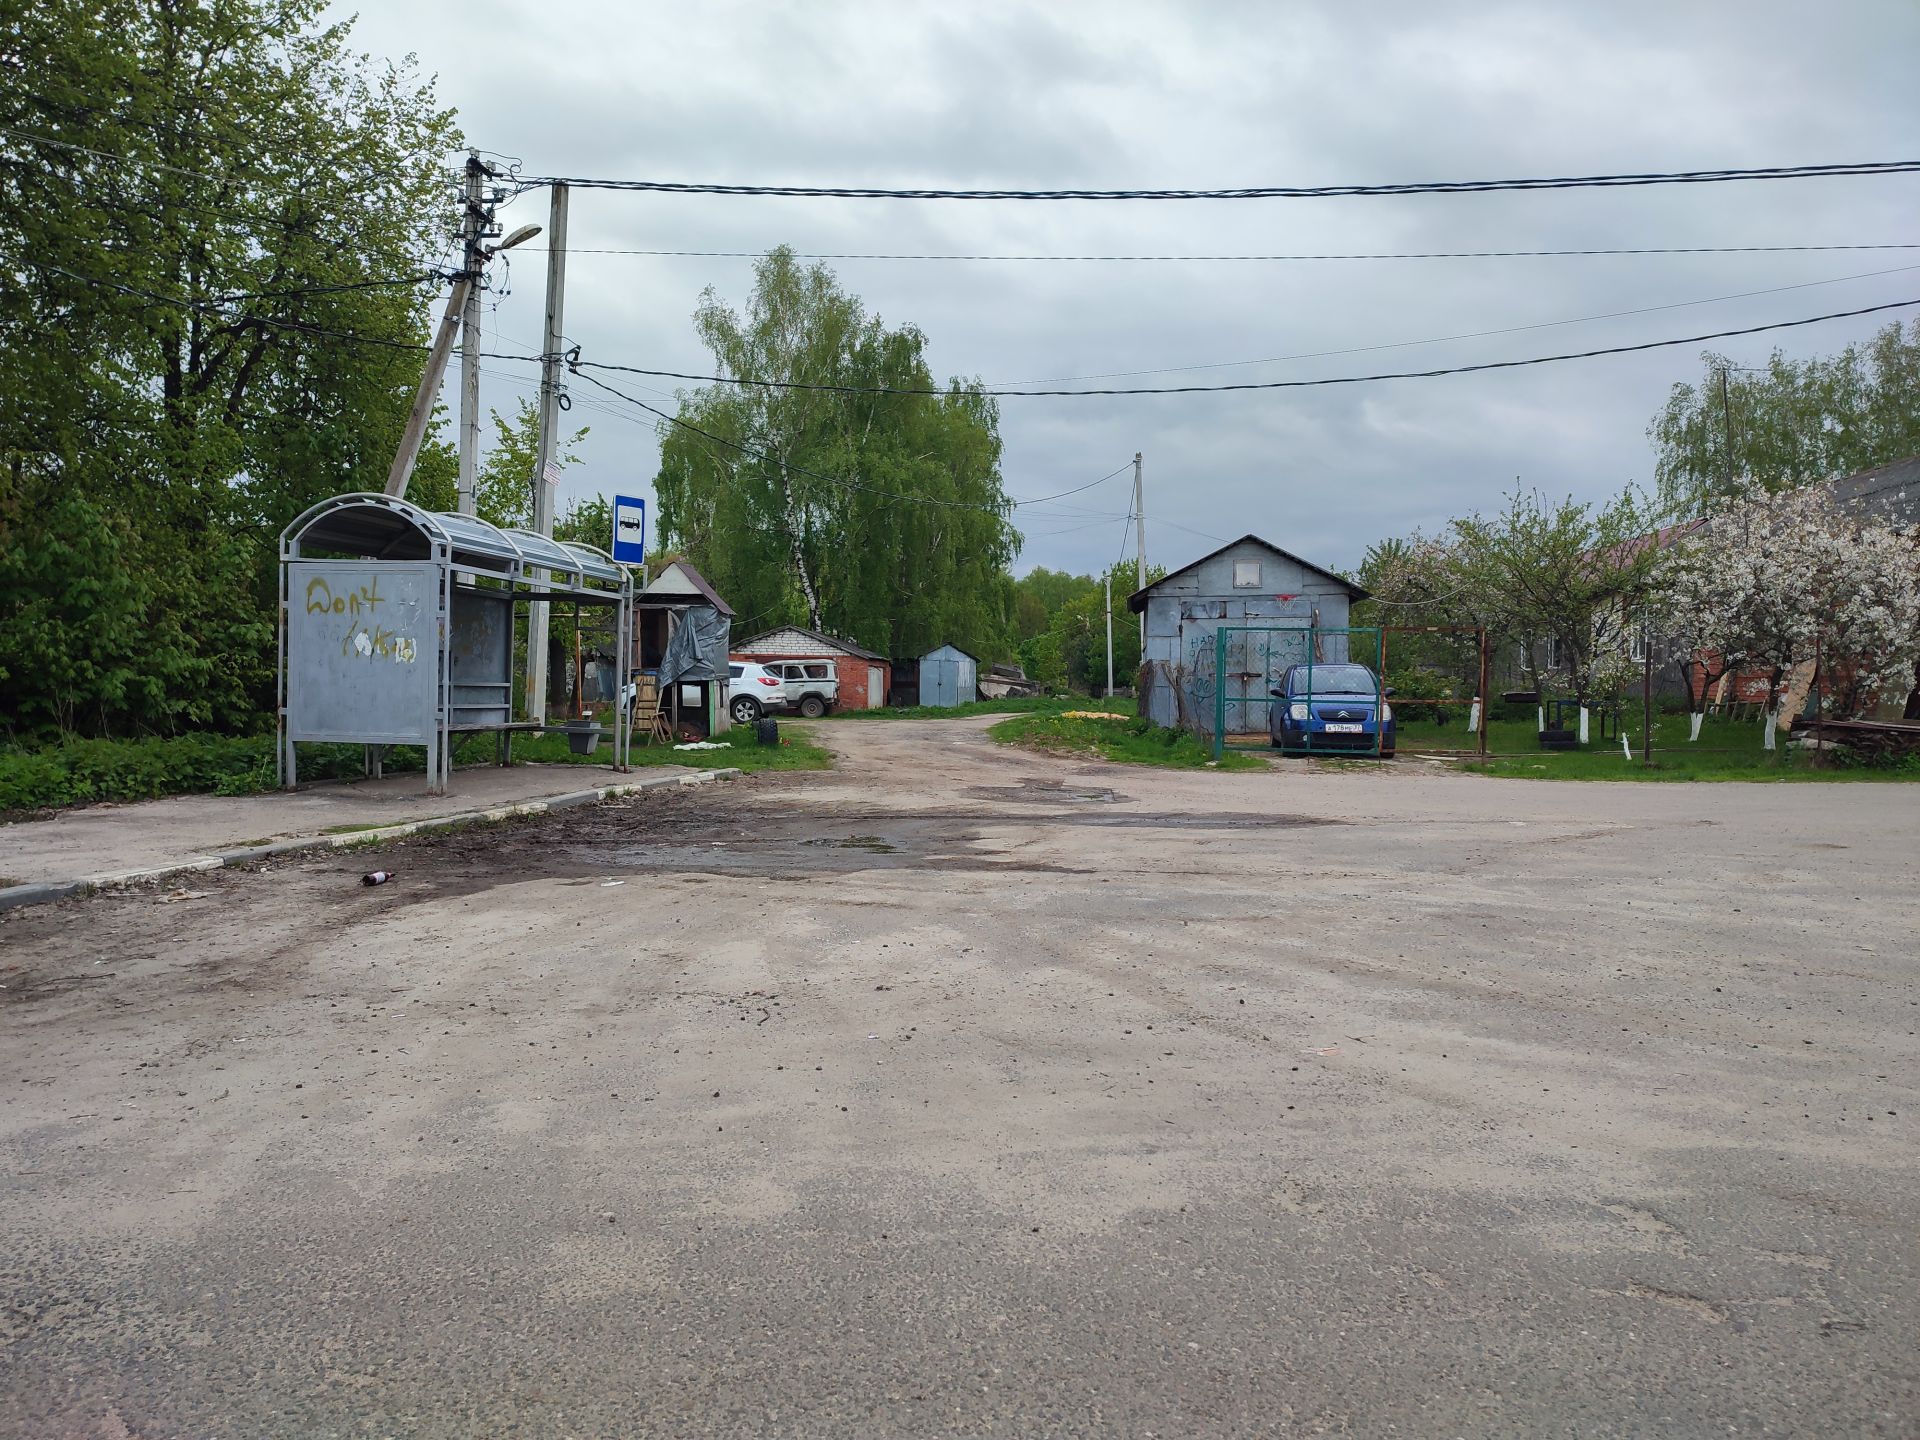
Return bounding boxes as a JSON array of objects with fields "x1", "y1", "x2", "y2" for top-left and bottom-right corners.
[
  {"x1": 1129, "y1": 534, "x2": 1367, "y2": 736},
  {"x1": 902, "y1": 643, "x2": 979, "y2": 708}
]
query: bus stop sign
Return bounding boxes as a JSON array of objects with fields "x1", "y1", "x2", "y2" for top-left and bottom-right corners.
[{"x1": 612, "y1": 495, "x2": 647, "y2": 564}]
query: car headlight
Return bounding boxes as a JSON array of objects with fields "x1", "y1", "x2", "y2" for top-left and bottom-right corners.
[
  {"x1": 1381, "y1": 703, "x2": 1393, "y2": 722},
  {"x1": 1288, "y1": 702, "x2": 1309, "y2": 721}
]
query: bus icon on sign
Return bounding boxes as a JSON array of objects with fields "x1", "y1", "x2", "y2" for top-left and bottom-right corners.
[{"x1": 611, "y1": 496, "x2": 646, "y2": 564}]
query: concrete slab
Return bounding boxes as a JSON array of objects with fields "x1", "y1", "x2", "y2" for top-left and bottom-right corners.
[{"x1": 0, "y1": 763, "x2": 698, "y2": 891}]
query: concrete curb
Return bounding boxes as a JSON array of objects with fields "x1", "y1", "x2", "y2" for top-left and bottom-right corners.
[{"x1": 0, "y1": 767, "x2": 746, "y2": 914}]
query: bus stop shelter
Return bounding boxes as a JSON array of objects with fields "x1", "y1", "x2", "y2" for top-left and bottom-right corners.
[{"x1": 278, "y1": 492, "x2": 633, "y2": 794}]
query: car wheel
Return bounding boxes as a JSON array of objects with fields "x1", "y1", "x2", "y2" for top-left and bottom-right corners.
[
  {"x1": 799, "y1": 695, "x2": 826, "y2": 719},
  {"x1": 754, "y1": 718, "x2": 780, "y2": 747},
  {"x1": 1379, "y1": 748, "x2": 1396, "y2": 760},
  {"x1": 730, "y1": 696, "x2": 762, "y2": 725}
]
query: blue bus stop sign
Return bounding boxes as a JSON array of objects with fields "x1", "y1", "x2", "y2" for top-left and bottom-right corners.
[{"x1": 611, "y1": 495, "x2": 647, "y2": 564}]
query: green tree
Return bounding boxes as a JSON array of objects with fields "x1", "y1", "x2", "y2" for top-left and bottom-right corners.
[
  {"x1": 654, "y1": 248, "x2": 1017, "y2": 659},
  {"x1": 0, "y1": 0, "x2": 459, "y2": 735},
  {"x1": 409, "y1": 397, "x2": 589, "y2": 531},
  {"x1": 1650, "y1": 321, "x2": 1920, "y2": 514}
]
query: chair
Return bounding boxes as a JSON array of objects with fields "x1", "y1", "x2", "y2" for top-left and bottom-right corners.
[{"x1": 630, "y1": 672, "x2": 670, "y2": 746}]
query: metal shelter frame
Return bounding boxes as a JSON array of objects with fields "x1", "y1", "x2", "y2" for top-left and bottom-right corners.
[{"x1": 278, "y1": 492, "x2": 633, "y2": 794}]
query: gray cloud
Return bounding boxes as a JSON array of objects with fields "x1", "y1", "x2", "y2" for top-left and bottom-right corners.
[{"x1": 337, "y1": 0, "x2": 1920, "y2": 577}]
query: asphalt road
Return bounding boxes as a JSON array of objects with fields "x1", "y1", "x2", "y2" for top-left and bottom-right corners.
[{"x1": 3, "y1": 718, "x2": 1916, "y2": 1438}]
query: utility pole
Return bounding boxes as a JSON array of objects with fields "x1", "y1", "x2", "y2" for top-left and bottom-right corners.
[
  {"x1": 384, "y1": 277, "x2": 470, "y2": 498},
  {"x1": 1718, "y1": 367, "x2": 1735, "y2": 502},
  {"x1": 456, "y1": 151, "x2": 491, "y2": 515},
  {"x1": 1104, "y1": 571, "x2": 1114, "y2": 697},
  {"x1": 1132, "y1": 452, "x2": 1146, "y2": 652},
  {"x1": 524, "y1": 181, "x2": 570, "y2": 724},
  {"x1": 385, "y1": 161, "x2": 537, "y2": 500}
]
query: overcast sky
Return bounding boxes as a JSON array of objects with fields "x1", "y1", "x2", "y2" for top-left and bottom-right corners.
[{"x1": 334, "y1": 0, "x2": 1920, "y2": 577}]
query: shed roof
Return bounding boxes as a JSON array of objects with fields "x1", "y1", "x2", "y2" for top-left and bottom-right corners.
[
  {"x1": 1822, "y1": 454, "x2": 1920, "y2": 529},
  {"x1": 637, "y1": 559, "x2": 735, "y2": 615},
  {"x1": 735, "y1": 624, "x2": 885, "y2": 660},
  {"x1": 921, "y1": 642, "x2": 980, "y2": 663},
  {"x1": 1126, "y1": 533, "x2": 1367, "y2": 613}
]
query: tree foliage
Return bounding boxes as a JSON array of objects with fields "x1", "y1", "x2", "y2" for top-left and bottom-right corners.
[
  {"x1": 1365, "y1": 487, "x2": 1664, "y2": 706},
  {"x1": 0, "y1": 0, "x2": 460, "y2": 736},
  {"x1": 654, "y1": 249, "x2": 1017, "y2": 658},
  {"x1": 1657, "y1": 489, "x2": 1920, "y2": 743},
  {"x1": 1650, "y1": 321, "x2": 1920, "y2": 514}
]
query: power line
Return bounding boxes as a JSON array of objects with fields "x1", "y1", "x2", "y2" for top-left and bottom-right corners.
[
  {"x1": 989, "y1": 262, "x2": 1920, "y2": 386},
  {"x1": 13, "y1": 256, "x2": 545, "y2": 361},
  {"x1": 1012, "y1": 462, "x2": 1133, "y2": 506},
  {"x1": 523, "y1": 241, "x2": 1920, "y2": 263},
  {"x1": 574, "y1": 296, "x2": 1920, "y2": 399},
  {"x1": 516, "y1": 159, "x2": 1920, "y2": 202},
  {"x1": 571, "y1": 368, "x2": 1021, "y2": 517}
]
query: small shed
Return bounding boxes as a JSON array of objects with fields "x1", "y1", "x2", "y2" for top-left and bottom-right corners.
[
  {"x1": 735, "y1": 624, "x2": 892, "y2": 710},
  {"x1": 633, "y1": 560, "x2": 734, "y2": 736},
  {"x1": 906, "y1": 644, "x2": 979, "y2": 708},
  {"x1": 278, "y1": 492, "x2": 632, "y2": 792},
  {"x1": 1128, "y1": 534, "x2": 1366, "y2": 736}
]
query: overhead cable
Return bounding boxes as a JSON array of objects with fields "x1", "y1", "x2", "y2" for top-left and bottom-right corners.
[
  {"x1": 573, "y1": 297, "x2": 1920, "y2": 398},
  {"x1": 516, "y1": 160, "x2": 1920, "y2": 202},
  {"x1": 529, "y1": 241, "x2": 1920, "y2": 262},
  {"x1": 988, "y1": 262, "x2": 1920, "y2": 386}
]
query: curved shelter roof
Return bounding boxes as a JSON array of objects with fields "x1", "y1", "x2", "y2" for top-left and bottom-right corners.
[{"x1": 281, "y1": 493, "x2": 628, "y2": 593}]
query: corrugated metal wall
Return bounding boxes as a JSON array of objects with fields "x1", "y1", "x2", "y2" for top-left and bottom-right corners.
[
  {"x1": 1137, "y1": 541, "x2": 1353, "y2": 734},
  {"x1": 918, "y1": 645, "x2": 977, "y2": 708}
]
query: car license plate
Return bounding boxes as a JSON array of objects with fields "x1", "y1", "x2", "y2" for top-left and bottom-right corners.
[{"x1": 1324, "y1": 722, "x2": 1364, "y2": 733}]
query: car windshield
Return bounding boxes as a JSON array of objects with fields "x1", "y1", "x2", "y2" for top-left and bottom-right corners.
[{"x1": 1290, "y1": 665, "x2": 1377, "y2": 695}]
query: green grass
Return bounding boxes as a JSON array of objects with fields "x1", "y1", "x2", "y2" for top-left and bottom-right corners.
[
  {"x1": 450, "y1": 724, "x2": 832, "y2": 775},
  {"x1": 991, "y1": 709, "x2": 1266, "y2": 771},
  {"x1": 0, "y1": 718, "x2": 830, "y2": 816},
  {"x1": 829, "y1": 694, "x2": 1132, "y2": 722},
  {"x1": 1400, "y1": 709, "x2": 1920, "y2": 782}
]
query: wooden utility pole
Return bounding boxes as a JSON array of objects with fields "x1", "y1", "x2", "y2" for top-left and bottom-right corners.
[{"x1": 524, "y1": 182, "x2": 570, "y2": 724}]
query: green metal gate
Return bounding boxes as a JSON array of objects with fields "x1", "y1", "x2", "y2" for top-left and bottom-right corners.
[{"x1": 1211, "y1": 625, "x2": 1385, "y2": 760}]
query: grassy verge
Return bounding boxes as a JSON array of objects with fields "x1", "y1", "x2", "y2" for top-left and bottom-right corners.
[
  {"x1": 1390, "y1": 709, "x2": 1920, "y2": 782},
  {"x1": 1, "y1": 721, "x2": 830, "y2": 816},
  {"x1": 991, "y1": 709, "x2": 1266, "y2": 771},
  {"x1": 828, "y1": 695, "x2": 1131, "y2": 722}
]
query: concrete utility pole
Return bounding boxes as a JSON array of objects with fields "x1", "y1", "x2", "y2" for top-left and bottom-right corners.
[
  {"x1": 1104, "y1": 571, "x2": 1114, "y2": 697},
  {"x1": 1132, "y1": 452, "x2": 1146, "y2": 650},
  {"x1": 385, "y1": 159, "x2": 538, "y2": 501},
  {"x1": 524, "y1": 182, "x2": 570, "y2": 724},
  {"x1": 383, "y1": 277, "x2": 471, "y2": 498},
  {"x1": 456, "y1": 151, "x2": 489, "y2": 515},
  {"x1": 1718, "y1": 367, "x2": 1735, "y2": 501}
]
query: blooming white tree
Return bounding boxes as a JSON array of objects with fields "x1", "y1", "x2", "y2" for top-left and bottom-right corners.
[{"x1": 1659, "y1": 488, "x2": 1920, "y2": 748}]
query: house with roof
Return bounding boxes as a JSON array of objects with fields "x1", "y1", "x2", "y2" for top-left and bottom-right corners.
[
  {"x1": 1127, "y1": 534, "x2": 1367, "y2": 735},
  {"x1": 734, "y1": 624, "x2": 892, "y2": 710}
]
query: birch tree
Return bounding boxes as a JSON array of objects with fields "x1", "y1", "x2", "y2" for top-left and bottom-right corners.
[{"x1": 655, "y1": 249, "x2": 1016, "y2": 659}]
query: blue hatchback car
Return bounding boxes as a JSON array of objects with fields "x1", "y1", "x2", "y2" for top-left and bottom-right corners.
[{"x1": 1268, "y1": 663, "x2": 1395, "y2": 757}]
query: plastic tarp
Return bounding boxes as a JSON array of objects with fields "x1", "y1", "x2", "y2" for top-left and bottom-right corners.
[{"x1": 659, "y1": 605, "x2": 731, "y2": 684}]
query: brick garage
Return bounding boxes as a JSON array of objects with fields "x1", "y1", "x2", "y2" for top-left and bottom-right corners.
[{"x1": 733, "y1": 625, "x2": 893, "y2": 710}]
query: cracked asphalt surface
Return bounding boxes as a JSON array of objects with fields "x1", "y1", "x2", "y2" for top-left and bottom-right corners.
[{"x1": 3, "y1": 716, "x2": 1916, "y2": 1437}]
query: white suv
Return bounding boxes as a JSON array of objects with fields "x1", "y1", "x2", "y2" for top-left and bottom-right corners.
[
  {"x1": 726, "y1": 661, "x2": 788, "y2": 724},
  {"x1": 761, "y1": 659, "x2": 839, "y2": 718}
]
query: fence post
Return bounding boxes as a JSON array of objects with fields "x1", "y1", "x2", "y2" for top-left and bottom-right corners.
[{"x1": 1213, "y1": 625, "x2": 1227, "y2": 761}]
